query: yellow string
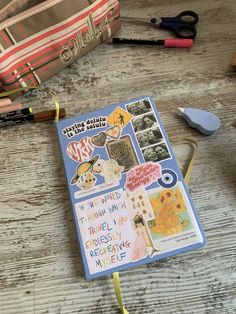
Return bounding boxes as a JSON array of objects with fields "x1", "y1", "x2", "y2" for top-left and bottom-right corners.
[
  {"x1": 112, "y1": 137, "x2": 198, "y2": 313},
  {"x1": 0, "y1": 86, "x2": 60, "y2": 122}
]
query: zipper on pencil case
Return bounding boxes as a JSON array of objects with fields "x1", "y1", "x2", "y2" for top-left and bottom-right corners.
[
  {"x1": 0, "y1": 0, "x2": 65, "y2": 29},
  {"x1": 0, "y1": 0, "x2": 31, "y2": 22},
  {"x1": 0, "y1": 0, "x2": 117, "y2": 30}
]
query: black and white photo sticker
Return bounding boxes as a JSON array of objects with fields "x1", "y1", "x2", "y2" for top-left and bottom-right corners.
[
  {"x1": 127, "y1": 98, "x2": 171, "y2": 162},
  {"x1": 126, "y1": 99, "x2": 152, "y2": 116}
]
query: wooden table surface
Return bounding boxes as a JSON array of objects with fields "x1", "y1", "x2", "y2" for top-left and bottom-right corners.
[{"x1": 0, "y1": 0, "x2": 236, "y2": 313}]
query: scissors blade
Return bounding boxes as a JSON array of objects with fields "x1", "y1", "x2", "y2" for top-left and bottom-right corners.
[{"x1": 121, "y1": 16, "x2": 157, "y2": 25}]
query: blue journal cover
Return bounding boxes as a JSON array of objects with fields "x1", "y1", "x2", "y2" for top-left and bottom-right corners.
[{"x1": 56, "y1": 96, "x2": 205, "y2": 280}]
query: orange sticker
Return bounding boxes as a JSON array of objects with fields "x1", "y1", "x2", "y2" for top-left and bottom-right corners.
[{"x1": 107, "y1": 107, "x2": 132, "y2": 128}]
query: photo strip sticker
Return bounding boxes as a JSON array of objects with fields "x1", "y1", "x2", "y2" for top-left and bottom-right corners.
[
  {"x1": 136, "y1": 127, "x2": 164, "y2": 149},
  {"x1": 126, "y1": 98, "x2": 152, "y2": 116},
  {"x1": 132, "y1": 112, "x2": 159, "y2": 132},
  {"x1": 142, "y1": 142, "x2": 171, "y2": 163},
  {"x1": 125, "y1": 98, "x2": 172, "y2": 163}
]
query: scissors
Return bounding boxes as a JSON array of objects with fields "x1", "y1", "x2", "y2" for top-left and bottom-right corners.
[{"x1": 121, "y1": 10, "x2": 199, "y2": 39}]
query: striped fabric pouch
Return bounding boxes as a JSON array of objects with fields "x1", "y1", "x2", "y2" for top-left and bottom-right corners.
[{"x1": 0, "y1": 0, "x2": 120, "y2": 94}]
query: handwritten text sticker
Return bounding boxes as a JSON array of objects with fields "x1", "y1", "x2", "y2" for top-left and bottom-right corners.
[
  {"x1": 66, "y1": 137, "x2": 94, "y2": 163},
  {"x1": 125, "y1": 162, "x2": 162, "y2": 192},
  {"x1": 74, "y1": 189, "x2": 135, "y2": 275}
]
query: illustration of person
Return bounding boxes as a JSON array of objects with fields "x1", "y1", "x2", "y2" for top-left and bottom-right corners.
[
  {"x1": 132, "y1": 214, "x2": 158, "y2": 261},
  {"x1": 117, "y1": 113, "x2": 125, "y2": 125}
]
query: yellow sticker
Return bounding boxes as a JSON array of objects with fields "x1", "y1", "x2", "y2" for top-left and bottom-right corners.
[{"x1": 107, "y1": 107, "x2": 132, "y2": 128}]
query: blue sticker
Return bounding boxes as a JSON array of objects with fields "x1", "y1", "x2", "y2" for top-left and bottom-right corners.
[{"x1": 158, "y1": 169, "x2": 177, "y2": 188}]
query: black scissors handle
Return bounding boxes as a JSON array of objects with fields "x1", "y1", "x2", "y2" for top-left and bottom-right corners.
[
  {"x1": 176, "y1": 10, "x2": 199, "y2": 25},
  {"x1": 160, "y1": 10, "x2": 199, "y2": 39}
]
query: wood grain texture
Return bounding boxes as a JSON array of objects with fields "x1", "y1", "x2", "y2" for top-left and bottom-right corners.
[{"x1": 0, "y1": 0, "x2": 236, "y2": 313}]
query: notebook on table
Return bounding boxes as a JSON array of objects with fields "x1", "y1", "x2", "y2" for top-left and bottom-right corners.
[{"x1": 56, "y1": 96, "x2": 205, "y2": 280}]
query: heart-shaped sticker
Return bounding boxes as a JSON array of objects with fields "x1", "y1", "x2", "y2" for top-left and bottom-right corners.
[
  {"x1": 91, "y1": 132, "x2": 107, "y2": 147},
  {"x1": 138, "y1": 195, "x2": 143, "y2": 200},
  {"x1": 106, "y1": 125, "x2": 121, "y2": 139}
]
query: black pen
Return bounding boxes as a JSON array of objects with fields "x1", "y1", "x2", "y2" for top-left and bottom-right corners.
[
  {"x1": 0, "y1": 108, "x2": 66, "y2": 128},
  {"x1": 0, "y1": 107, "x2": 32, "y2": 119},
  {"x1": 107, "y1": 37, "x2": 193, "y2": 48}
]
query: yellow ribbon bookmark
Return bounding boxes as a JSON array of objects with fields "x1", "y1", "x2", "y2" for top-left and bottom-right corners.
[
  {"x1": 0, "y1": 86, "x2": 60, "y2": 122},
  {"x1": 113, "y1": 272, "x2": 129, "y2": 314},
  {"x1": 172, "y1": 137, "x2": 198, "y2": 185},
  {"x1": 112, "y1": 137, "x2": 198, "y2": 313}
]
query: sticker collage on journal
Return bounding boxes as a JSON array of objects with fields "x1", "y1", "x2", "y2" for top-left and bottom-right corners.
[{"x1": 56, "y1": 96, "x2": 205, "y2": 280}]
